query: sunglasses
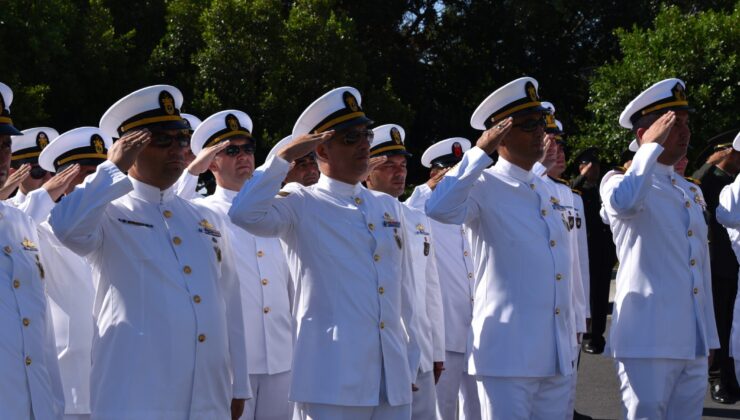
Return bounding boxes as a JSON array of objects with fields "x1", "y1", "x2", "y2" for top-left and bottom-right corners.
[
  {"x1": 222, "y1": 144, "x2": 255, "y2": 157},
  {"x1": 340, "y1": 129, "x2": 374, "y2": 145},
  {"x1": 150, "y1": 131, "x2": 190, "y2": 148},
  {"x1": 512, "y1": 117, "x2": 546, "y2": 133}
]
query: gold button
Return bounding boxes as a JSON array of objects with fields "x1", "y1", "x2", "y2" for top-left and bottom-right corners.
[
  {"x1": 368, "y1": 223, "x2": 375, "y2": 231},
  {"x1": 3, "y1": 245, "x2": 11, "y2": 254},
  {"x1": 530, "y1": 184, "x2": 535, "y2": 190},
  {"x1": 555, "y1": 308, "x2": 560, "y2": 315},
  {"x1": 464, "y1": 251, "x2": 469, "y2": 256},
  {"x1": 541, "y1": 209, "x2": 547, "y2": 216},
  {"x1": 693, "y1": 287, "x2": 699, "y2": 295},
  {"x1": 379, "y1": 321, "x2": 385, "y2": 329},
  {"x1": 687, "y1": 230, "x2": 693, "y2": 237},
  {"x1": 468, "y1": 272, "x2": 473, "y2": 279},
  {"x1": 163, "y1": 210, "x2": 173, "y2": 218},
  {"x1": 550, "y1": 240, "x2": 556, "y2": 247},
  {"x1": 690, "y1": 259, "x2": 696, "y2": 266},
  {"x1": 25, "y1": 356, "x2": 32, "y2": 366},
  {"x1": 263, "y1": 307, "x2": 271, "y2": 314},
  {"x1": 257, "y1": 250, "x2": 264, "y2": 257},
  {"x1": 13, "y1": 279, "x2": 20, "y2": 289},
  {"x1": 374, "y1": 254, "x2": 380, "y2": 262},
  {"x1": 22, "y1": 318, "x2": 30, "y2": 327},
  {"x1": 378, "y1": 286, "x2": 385, "y2": 295},
  {"x1": 198, "y1": 334, "x2": 206, "y2": 342},
  {"x1": 261, "y1": 278, "x2": 269, "y2": 286},
  {"x1": 354, "y1": 197, "x2": 362, "y2": 205},
  {"x1": 183, "y1": 265, "x2": 192, "y2": 274},
  {"x1": 173, "y1": 236, "x2": 182, "y2": 245},
  {"x1": 685, "y1": 201, "x2": 691, "y2": 208},
  {"x1": 193, "y1": 295, "x2": 201, "y2": 304},
  {"x1": 471, "y1": 298, "x2": 475, "y2": 303},
  {"x1": 556, "y1": 273, "x2": 563, "y2": 281}
]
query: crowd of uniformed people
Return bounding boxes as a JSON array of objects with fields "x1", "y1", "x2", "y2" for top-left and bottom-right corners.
[{"x1": 1, "y1": 75, "x2": 740, "y2": 420}]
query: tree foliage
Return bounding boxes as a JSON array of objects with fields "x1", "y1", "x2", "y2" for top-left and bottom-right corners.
[{"x1": 1, "y1": 0, "x2": 737, "y2": 181}]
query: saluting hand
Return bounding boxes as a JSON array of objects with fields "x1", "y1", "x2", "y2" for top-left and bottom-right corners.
[
  {"x1": 539, "y1": 135, "x2": 558, "y2": 170},
  {"x1": 278, "y1": 131, "x2": 334, "y2": 163},
  {"x1": 362, "y1": 155, "x2": 388, "y2": 180},
  {"x1": 0, "y1": 163, "x2": 31, "y2": 200},
  {"x1": 641, "y1": 111, "x2": 676, "y2": 146},
  {"x1": 426, "y1": 167, "x2": 451, "y2": 191},
  {"x1": 108, "y1": 129, "x2": 152, "y2": 172},
  {"x1": 476, "y1": 117, "x2": 512, "y2": 155},
  {"x1": 186, "y1": 140, "x2": 231, "y2": 175},
  {"x1": 43, "y1": 163, "x2": 81, "y2": 201}
]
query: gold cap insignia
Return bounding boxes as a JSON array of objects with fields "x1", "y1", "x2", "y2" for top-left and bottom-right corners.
[
  {"x1": 525, "y1": 82, "x2": 538, "y2": 102},
  {"x1": 36, "y1": 132, "x2": 49, "y2": 150},
  {"x1": 672, "y1": 82, "x2": 687, "y2": 102},
  {"x1": 391, "y1": 127, "x2": 402, "y2": 145},
  {"x1": 343, "y1": 91, "x2": 360, "y2": 112},
  {"x1": 91, "y1": 134, "x2": 106, "y2": 154},
  {"x1": 225, "y1": 114, "x2": 240, "y2": 132},
  {"x1": 159, "y1": 90, "x2": 176, "y2": 115},
  {"x1": 545, "y1": 113, "x2": 555, "y2": 126}
]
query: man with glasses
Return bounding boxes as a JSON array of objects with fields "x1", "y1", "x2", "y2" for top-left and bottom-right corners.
[
  {"x1": 0, "y1": 81, "x2": 65, "y2": 419},
  {"x1": 406, "y1": 137, "x2": 481, "y2": 420},
  {"x1": 48, "y1": 85, "x2": 249, "y2": 419},
  {"x1": 229, "y1": 87, "x2": 419, "y2": 419},
  {"x1": 186, "y1": 109, "x2": 294, "y2": 420},
  {"x1": 600, "y1": 79, "x2": 718, "y2": 419},
  {"x1": 426, "y1": 77, "x2": 579, "y2": 419},
  {"x1": 7, "y1": 127, "x2": 58, "y2": 206},
  {"x1": 365, "y1": 124, "x2": 445, "y2": 420},
  {"x1": 267, "y1": 135, "x2": 321, "y2": 188}
]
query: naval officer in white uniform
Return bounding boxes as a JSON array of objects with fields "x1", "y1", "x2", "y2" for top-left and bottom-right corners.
[
  {"x1": 365, "y1": 123, "x2": 445, "y2": 420},
  {"x1": 426, "y1": 77, "x2": 579, "y2": 420},
  {"x1": 229, "y1": 87, "x2": 419, "y2": 419},
  {"x1": 600, "y1": 78, "x2": 719, "y2": 419},
  {"x1": 188, "y1": 109, "x2": 295, "y2": 420},
  {"x1": 406, "y1": 137, "x2": 481, "y2": 420},
  {"x1": 0, "y1": 81, "x2": 65, "y2": 419},
  {"x1": 48, "y1": 85, "x2": 250, "y2": 419}
]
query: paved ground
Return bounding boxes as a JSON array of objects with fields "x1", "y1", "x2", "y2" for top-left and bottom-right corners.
[{"x1": 575, "y1": 280, "x2": 740, "y2": 419}]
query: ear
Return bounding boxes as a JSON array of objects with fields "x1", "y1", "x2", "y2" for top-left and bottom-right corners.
[
  {"x1": 635, "y1": 127, "x2": 647, "y2": 144},
  {"x1": 208, "y1": 158, "x2": 220, "y2": 173},
  {"x1": 315, "y1": 142, "x2": 330, "y2": 161}
]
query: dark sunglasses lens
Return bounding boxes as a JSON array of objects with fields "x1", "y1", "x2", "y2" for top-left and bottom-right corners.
[
  {"x1": 344, "y1": 130, "x2": 373, "y2": 144},
  {"x1": 30, "y1": 166, "x2": 47, "y2": 179},
  {"x1": 224, "y1": 144, "x2": 254, "y2": 156}
]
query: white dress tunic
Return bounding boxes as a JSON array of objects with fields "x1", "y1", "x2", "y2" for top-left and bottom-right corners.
[
  {"x1": 48, "y1": 161, "x2": 249, "y2": 419},
  {"x1": 0, "y1": 201, "x2": 65, "y2": 418},
  {"x1": 426, "y1": 147, "x2": 577, "y2": 378},
  {"x1": 229, "y1": 156, "x2": 418, "y2": 407},
  {"x1": 600, "y1": 142, "x2": 718, "y2": 359}
]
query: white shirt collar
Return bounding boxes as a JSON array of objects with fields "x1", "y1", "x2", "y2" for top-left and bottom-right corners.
[
  {"x1": 494, "y1": 156, "x2": 535, "y2": 183},
  {"x1": 316, "y1": 174, "x2": 362, "y2": 197},
  {"x1": 129, "y1": 177, "x2": 176, "y2": 203},
  {"x1": 654, "y1": 163, "x2": 675, "y2": 176},
  {"x1": 214, "y1": 185, "x2": 239, "y2": 203}
]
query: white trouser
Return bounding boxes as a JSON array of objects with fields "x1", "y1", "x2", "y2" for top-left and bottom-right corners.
[
  {"x1": 616, "y1": 357, "x2": 707, "y2": 420},
  {"x1": 735, "y1": 359, "x2": 740, "y2": 388},
  {"x1": 295, "y1": 402, "x2": 411, "y2": 420},
  {"x1": 241, "y1": 371, "x2": 292, "y2": 420},
  {"x1": 436, "y1": 351, "x2": 480, "y2": 420},
  {"x1": 476, "y1": 374, "x2": 573, "y2": 420},
  {"x1": 411, "y1": 370, "x2": 437, "y2": 420},
  {"x1": 567, "y1": 349, "x2": 581, "y2": 414}
]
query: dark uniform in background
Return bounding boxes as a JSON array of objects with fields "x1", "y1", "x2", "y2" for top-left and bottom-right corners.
[
  {"x1": 693, "y1": 147, "x2": 740, "y2": 403},
  {"x1": 572, "y1": 147, "x2": 618, "y2": 354}
]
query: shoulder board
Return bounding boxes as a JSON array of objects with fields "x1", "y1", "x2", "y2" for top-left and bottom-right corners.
[
  {"x1": 548, "y1": 176, "x2": 570, "y2": 186},
  {"x1": 571, "y1": 188, "x2": 582, "y2": 196},
  {"x1": 276, "y1": 191, "x2": 290, "y2": 197},
  {"x1": 684, "y1": 177, "x2": 701, "y2": 186},
  {"x1": 613, "y1": 166, "x2": 626, "y2": 173}
]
